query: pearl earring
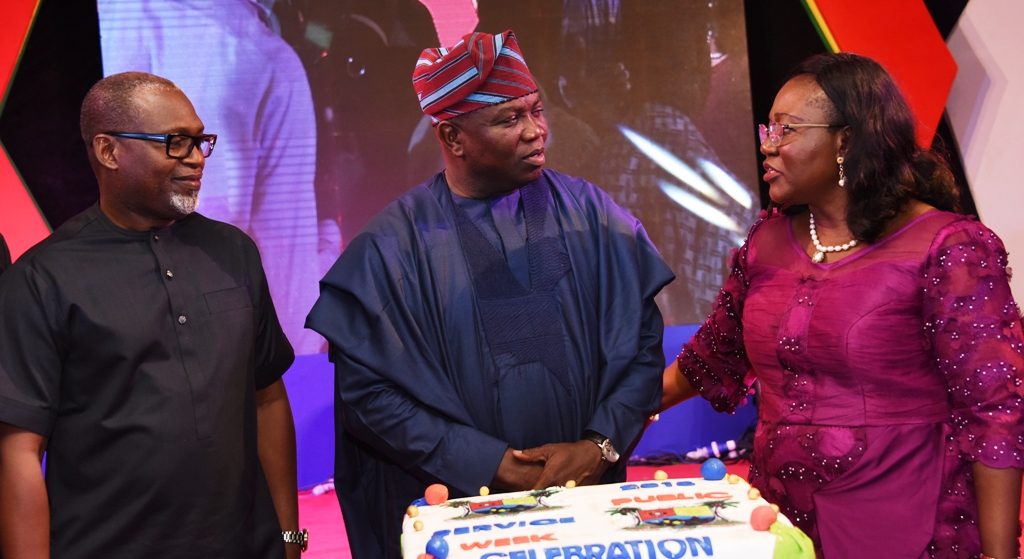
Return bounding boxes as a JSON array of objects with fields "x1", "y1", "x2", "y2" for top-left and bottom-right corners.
[{"x1": 837, "y1": 156, "x2": 846, "y2": 188}]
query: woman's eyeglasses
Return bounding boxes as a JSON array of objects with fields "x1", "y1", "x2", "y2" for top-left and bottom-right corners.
[{"x1": 757, "y1": 121, "x2": 844, "y2": 147}]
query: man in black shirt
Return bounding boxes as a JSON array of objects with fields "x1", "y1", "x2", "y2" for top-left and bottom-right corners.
[{"x1": 0, "y1": 73, "x2": 304, "y2": 558}]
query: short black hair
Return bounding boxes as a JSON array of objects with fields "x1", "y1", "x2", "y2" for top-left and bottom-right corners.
[{"x1": 79, "y1": 72, "x2": 179, "y2": 146}]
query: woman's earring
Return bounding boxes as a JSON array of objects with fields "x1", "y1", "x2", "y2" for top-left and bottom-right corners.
[{"x1": 837, "y1": 156, "x2": 846, "y2": 188}]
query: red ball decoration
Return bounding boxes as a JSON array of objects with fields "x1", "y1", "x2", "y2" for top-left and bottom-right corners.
[
  {"x1": 424, "y1": 483, "x2": 449, "y2": 505},
  {"x1": 750, "y1": 505, "x2": 778, "y2": 531}
]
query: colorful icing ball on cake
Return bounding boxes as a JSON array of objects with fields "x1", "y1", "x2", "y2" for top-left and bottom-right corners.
[
  {"x1": 425, "y1": 535, "x2": 449, "y2": 559},
  {"x1": 750, "y1": 505, "x2": 778, "y2": 531},
  {"x1": 653, "y1": 469, "x2": 668, "y2": 481},
  {"x1": 424, "y1": 484, "x2": 449, "y2": 505},
  {"x1": 700, "y1": 457, "x2": 727, "y2": 480}
]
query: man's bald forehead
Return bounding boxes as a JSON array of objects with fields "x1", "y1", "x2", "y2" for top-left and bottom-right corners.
[{"x1": 80, "y1": 72, "x2": 181, "y2": 145}]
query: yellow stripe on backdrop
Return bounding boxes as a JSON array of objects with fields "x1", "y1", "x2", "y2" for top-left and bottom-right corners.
[
  {"x1": 800, "y1": 0, "x2": 841, "y2": 53},
  {"x1": 796, "y1": 0, "x2": 956, "y2": 147}
]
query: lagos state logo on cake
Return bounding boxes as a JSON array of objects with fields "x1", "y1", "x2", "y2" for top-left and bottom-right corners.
[
  {"x1": 608, "y1": 499, "x2": 740, "y2": 529},
  {"x1": 445, "y1": 488, "x2": 563, "y2": 518}
]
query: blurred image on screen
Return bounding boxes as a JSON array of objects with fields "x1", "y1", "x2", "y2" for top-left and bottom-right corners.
[{"x1": 98, "y1": 0, "x2": 759, "y2": 342}]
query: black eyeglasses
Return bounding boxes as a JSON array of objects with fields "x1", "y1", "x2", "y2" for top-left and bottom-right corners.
[
  {"x1": 757, "y1": 121, "x2": 845, "y2": 147},
  {"x1": 105, "y1": 131, "x2": 217, "y2": 159}
]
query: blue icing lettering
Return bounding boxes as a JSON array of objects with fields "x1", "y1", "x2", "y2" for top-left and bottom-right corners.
[
  {"x1": 453, "y1": 517, "x2": 576, "y2": 536},
  {"x1": 686, "y1": 537, "x2": 713, "y2": 556},
  {"x1": 532, "y1": 538, "x2": 709, "y2": 559},
  {"x1": 624, "y1": 540, "x2": 647, "y2": 558},
  {"x1": 563, "y1": 545, "x2": 587, "y2": 559},
  {"x1": 606, "y1": 542, "x2": 632, "y2": 559},
  {"x1": 657, "y1": 539, "x2": 687, "y2": 559},
  {"x1": 620, "y1": 481, "x2": 696, "y2": 491}
]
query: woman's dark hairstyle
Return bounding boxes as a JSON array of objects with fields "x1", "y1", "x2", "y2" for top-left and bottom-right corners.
[{"x1": 788, "y1": 52, "x2": 960, "y2": 242}]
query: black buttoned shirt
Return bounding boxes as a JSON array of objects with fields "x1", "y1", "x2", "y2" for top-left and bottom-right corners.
[{"x1": 0, "y1": 205, "x2": 294, "y2": 558}]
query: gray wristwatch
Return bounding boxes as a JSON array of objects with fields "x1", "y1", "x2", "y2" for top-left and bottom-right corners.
[
  {"x1": 582, "y1": 431, "x2": 620, "y2": 463},
  {"x1": 282, "y1": 529, "x2": 308, "y2": 552}
]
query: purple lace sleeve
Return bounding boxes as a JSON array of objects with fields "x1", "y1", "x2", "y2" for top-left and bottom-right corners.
[
  {"x1": 676, "y1": 219, "x2": 761, "y2": 413},
  {"x1": 923, "y1": 218, "x2": 1024, "y2": 468}
]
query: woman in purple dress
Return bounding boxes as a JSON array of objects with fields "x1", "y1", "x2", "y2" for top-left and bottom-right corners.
[{"x1": 662, "y1": 52, "x2": 1024, "y2": 558}]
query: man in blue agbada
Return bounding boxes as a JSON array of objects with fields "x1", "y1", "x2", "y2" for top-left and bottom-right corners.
[{"x1": 306, "y1": 30, "x2": 674, "y2": 558}]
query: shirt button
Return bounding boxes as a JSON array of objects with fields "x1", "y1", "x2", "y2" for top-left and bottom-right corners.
[
  {"x1": 165, "y1": 270, "x2": 174, "y2": 279},
  {"x1": 153, "y1": 234, "x2": 160, "y2": 242},
  {"x1": 178, "y1": 315, "x2": 187, "y2": 325}
]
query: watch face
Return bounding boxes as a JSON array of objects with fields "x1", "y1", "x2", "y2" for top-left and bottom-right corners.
[{"x1": 602, "y1": 440, "x2": 620, "y2": 463}]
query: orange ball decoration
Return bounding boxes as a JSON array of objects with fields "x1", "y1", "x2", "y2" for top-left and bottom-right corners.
[
  {"x1": 424, "y1": 483, "x2": 449, "y2": 505},
  {"x1": 750, "y1": 505, "x2": 778, "y2": 531}
]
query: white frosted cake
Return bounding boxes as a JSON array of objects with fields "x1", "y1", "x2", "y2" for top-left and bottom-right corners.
[{"x1": 402, "y1": 473, "x2": 813, "y2": 559}]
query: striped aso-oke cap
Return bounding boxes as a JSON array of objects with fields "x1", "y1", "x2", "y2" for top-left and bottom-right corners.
[{"x1": 412, "y1": 30, "x2": 538, "y2": 122}]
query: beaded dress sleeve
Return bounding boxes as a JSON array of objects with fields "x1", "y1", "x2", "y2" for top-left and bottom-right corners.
[
  {"x1": 676, "y1": 218, "x2": 765, "y2": 413},
  {"x1": 922, "y1": 218, "x2": 1024, "y2": 468}
]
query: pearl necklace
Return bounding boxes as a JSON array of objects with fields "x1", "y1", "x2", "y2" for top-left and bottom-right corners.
[{"x1": 808, "y1": 212, "x2": 857, "y2": 263}]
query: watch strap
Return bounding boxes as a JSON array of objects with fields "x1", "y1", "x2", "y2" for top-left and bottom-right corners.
[
  {"x1": 282, "y1": 528, "x2": 308, "y2": 552},
  {"x1": 582, "y1": 430, "x2": 619, "y2": 463},
  {"x1": 582, "y1": 430, "x2": 606, "y2": 447}
]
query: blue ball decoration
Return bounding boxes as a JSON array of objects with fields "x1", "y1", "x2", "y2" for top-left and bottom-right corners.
[
  {"x1": 426, "y1": 535, "x2": 449, "y2": 559},
  {"x1": 701, "y1": 457, "x2": 727, "y2": 481}
]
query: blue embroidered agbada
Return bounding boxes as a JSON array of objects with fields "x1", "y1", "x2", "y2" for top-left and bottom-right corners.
[{"x1": 306, "y1": 169, "x2": 673, "y2": 558}]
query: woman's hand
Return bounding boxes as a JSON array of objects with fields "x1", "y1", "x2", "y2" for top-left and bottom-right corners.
[{"x1": 660, "y1": 360, "x2": 698, "y2": 412}]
